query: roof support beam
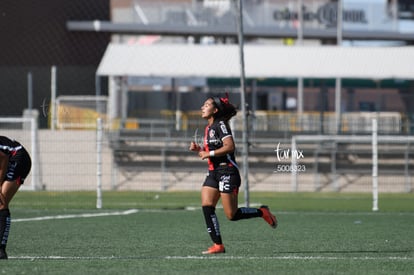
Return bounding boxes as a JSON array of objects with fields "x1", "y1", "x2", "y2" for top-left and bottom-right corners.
[{"x1": 67, "y1": 20, "x2": 414, "y2": 42}]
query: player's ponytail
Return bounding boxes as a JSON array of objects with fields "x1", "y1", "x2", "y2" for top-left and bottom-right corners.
[{"x1": 210, "y1": 93, "x2": 237, "y2": 122}]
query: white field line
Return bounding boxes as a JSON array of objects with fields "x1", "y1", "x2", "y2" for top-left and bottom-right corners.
[
  {"x1": 12, "y1": 208, "x2": 414, "y2": 223},
  {"x1": 13, "y1": 209, "x2": 139, "y2": 222},
  {"x1": 9, "y1": 255, "x2": 414, "y2": 261}
]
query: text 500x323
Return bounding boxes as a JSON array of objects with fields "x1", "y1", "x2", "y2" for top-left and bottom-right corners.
[{"x1": 274, "y1": 164, "x2": 306, "y2": 173}]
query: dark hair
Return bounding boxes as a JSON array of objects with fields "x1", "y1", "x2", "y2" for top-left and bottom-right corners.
[{"x1": 210, "y1": 95, "x2": 237, "y2": 122}]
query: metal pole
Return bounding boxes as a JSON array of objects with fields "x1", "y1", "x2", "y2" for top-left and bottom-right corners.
[
  {"x1": 372, "y1": 118, "x2": 378, "y2": 212},
  {"x1": 95, "y1": 73, "x2": 102, "y2": 115},
  {"x1": 337, "y1": 0, "x2": 343, "y2": 45},
  {"x1": 30, "y1": 116, "x2": 39, "y2": 190},
  {"x1": 404, "y1": 143, "x2": 411, "y2": 192},
  {"x1": 291, "y1": 137, "x2": 298, "y2": 192},
  {"x1": 391, "y1": 0, "x2": 398, "y2": 30},
  {"x1": 236, "y1": 0, "x2": 250, "y2": 207},
  {"x1": 51, "y1": 66, "x2": 57, "y2": 130},
  {"x1": 96, "y1": 118, "x2": 103, "y2": 209},
  {"x1": 297, "y1": 0, "x2": 304, "y2": 115},
  {"x1": 27, "y1": 72, "x2": 33, "y2": 110},
  {"x1": 335, "y1": 78, "x2": 342, "y2": 133},
  {"x1": 335, "y1": 0, "x2": 343, "y2": 134},
  {"x1": 173, "y1": 78, "x2": 182, "y2": 131},
  {"x1": 252, "y1": 79, "x2": 257, "y2": 131},
  {"x1": 297, "y1": 0, "x2": 303, "y2": 44},
  {"x1": 121, "y1": 77, "x2": 128, "y2": 128},
  {"x1": 331, "y1": 142, "x2": 338, "y2": 191}
]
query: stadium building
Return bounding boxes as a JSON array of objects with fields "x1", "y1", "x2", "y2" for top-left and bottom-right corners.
[{"x1": 72, "y1": 0, "x2": 414, "y2": 134}]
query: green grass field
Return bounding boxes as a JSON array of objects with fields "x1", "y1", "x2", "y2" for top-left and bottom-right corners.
[{"x1": 1, "y1": 191, "x2": 413, "y2": 274}]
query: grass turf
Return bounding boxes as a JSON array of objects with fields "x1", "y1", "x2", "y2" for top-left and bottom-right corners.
[{"x1": 1, "y1": 191, "x2": 413, "y2": 274}]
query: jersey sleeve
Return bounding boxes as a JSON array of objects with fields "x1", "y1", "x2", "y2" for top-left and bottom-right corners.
[{"x1": 217, "y1": 121, "x2": 232, "y2": 141}]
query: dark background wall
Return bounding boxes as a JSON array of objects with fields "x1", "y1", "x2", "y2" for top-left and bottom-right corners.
[{"x1": 0, "y1": 0, "x2": 110, "y2": 127}]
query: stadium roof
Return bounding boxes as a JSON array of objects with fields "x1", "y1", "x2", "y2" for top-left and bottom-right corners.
[
  {"x1": 97, "y1": 44, "x2": 414, "y2": 80},
  {"x1": 68, "y1": 21, "x2": 414, "y2": 42}
]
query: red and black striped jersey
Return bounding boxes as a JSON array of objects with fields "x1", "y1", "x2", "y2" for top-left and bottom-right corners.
[{"x1": 203, "y1": 120, "x2": 238, "y2": 171}]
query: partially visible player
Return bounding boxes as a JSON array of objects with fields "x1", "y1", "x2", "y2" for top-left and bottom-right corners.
[
  {"x1": 189, "y1": 94, "x2": 277, "y2": 254},
  {"x1": 0, "y1": 136, "x2": 32, "y2": 259}
]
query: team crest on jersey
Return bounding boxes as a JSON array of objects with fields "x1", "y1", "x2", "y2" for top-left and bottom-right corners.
[{"x1": 209, "y1": 129, "x2": 215, "y2": 137}]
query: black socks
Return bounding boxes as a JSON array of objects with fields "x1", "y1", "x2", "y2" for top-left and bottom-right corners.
[
  {"x1": 202, "y1": 206, "x2": 222, "y2": 245},
  {"x1": 202, "y1": 206, "x2": 263, "y2": 244},
  {"x1": 0, "y1": 209, "x2": 11, "y2": 259},
  {"x1": 230, "y1": 207, "x2": 262, "y2": 221}
]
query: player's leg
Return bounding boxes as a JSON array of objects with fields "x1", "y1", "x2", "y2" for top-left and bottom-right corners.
[
  {"x1": 220, "y1": 178, "x2": 278, "y2": 229},
  {"x1": 218, "y1": 165, "x2": 277, "y2": 228},
  {"x1": 219, "y1": 167, "x2": 264, "y2": 221},
  {"x1": 201, "y1": 186, "x2": 225, "y2": 254},
  {"x1": 221, "y1": 191, "x2": 260, "y2": 220},
  {"x1": 221, "y1": 192, "x2": 277, "y2": 228},
  {"x1": 0, "y1": 180, "x2": 20, "y2": 208},
  {"x1": 0, "y1": 180, "x2": 20, "y2": 259},
  {"x1": 201, "y1": 186, "x2": 221, "y2": 244}
]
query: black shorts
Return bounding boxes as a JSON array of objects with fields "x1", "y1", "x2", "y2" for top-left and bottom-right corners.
[
  {"x1": 203, "y1": 165, "x2": 241, "y2": 194},
  {"x1": 5, "y1": 147, "x2": 32, "y2": 185}
]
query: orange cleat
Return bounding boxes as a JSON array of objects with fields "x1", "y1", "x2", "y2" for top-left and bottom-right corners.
[
  {"x1": 260, "y1": 205, "x2": 278, "y2": 229},
  {"x1": 202, "y1": 243, "x2": 225, "y2": 254}
]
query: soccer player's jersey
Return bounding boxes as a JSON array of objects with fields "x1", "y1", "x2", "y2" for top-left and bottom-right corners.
[
  {"x1": 0, "y1": 136, "x2": 22, "y2": 157},
  {"x1": 204, "y1": 120, "x2": 238, "y2": 171}
]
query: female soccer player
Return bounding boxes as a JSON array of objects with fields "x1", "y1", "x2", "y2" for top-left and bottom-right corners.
[
  {"x1": 0, "y1": 136, "x2": 32, "y2": 259},
  {"x1": 189, "y1": 94, "x2": 277, "y2": 254}
]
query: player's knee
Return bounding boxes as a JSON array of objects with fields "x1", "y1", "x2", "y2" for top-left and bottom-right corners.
[
  {"x1": 229, "y1": 208, "x2": 243, "y2": 221},
  {"x1": 226, "y1": 211, "x2": 238, "y2": 221}
]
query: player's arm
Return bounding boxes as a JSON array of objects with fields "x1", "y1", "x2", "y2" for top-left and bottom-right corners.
[
  {"x1": 199, "y1": 136, "x2": 234, "y2": 160},
  {"x1": 213, "y1": 136, "x2": 235, "y2": 156},
  {"x1": 0, "y1": 151, "x2": 9, "y2": 183}
]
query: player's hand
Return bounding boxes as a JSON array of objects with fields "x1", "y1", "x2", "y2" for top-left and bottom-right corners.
[
  {"x1": 198, "y1": 151, "x2": 209, "y2": 160},
  {"x1": 189, "y1": 142, "x2": 200, "y2": 152}
]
